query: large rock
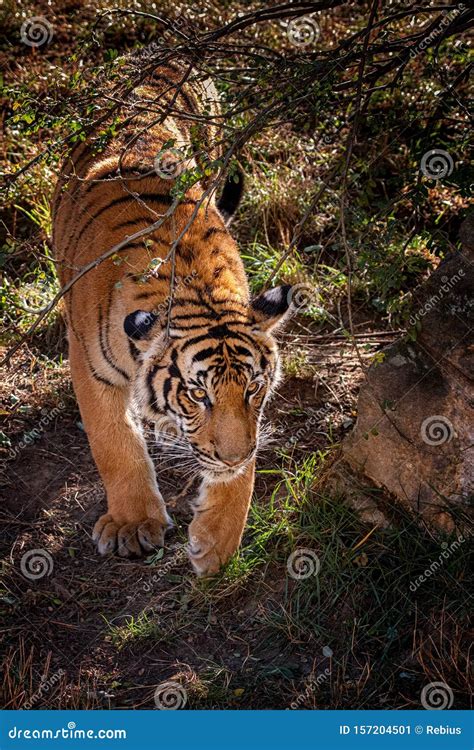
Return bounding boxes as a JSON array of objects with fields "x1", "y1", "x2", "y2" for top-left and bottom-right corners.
[{"x1": 342, "y1": 216, "x2": 473, "y2": 532}]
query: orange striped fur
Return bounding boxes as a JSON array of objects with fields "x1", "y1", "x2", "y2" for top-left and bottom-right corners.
[{"x1": 52, "y1": 57, "x2": 292, "y2": 574}]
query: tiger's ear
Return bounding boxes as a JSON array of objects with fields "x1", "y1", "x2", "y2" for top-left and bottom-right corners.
[
  {"x1": 251, "y1": 285, "x2": 293, "y2": 332},
  {"x1": 123, "y1": 310, "x2": 159, "y2": 341}
]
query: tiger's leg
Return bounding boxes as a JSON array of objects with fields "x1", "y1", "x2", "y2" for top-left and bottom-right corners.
[
  {"x1": 188, "y1": 460, "x2": 255, "y2": 576},
  {"x1": 69, "y1": 339, "x2": 171, "y2": 557}
]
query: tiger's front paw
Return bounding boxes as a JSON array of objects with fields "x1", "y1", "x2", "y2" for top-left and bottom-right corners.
[
  {"x1": 187, "y1": 519, "x2": 240, "y2": 576},
  {"x1": 92, "y1": 513, "x2": 170, "y2": 558}
]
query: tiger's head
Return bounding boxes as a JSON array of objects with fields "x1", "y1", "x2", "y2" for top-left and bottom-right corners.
[{"x1": 124, "y1": 285, "x2": 294, "y2": 482}]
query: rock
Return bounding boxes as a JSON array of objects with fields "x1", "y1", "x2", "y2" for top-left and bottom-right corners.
[{"x1": 341, "y1": 216, "x2": 474, "y2": 533}]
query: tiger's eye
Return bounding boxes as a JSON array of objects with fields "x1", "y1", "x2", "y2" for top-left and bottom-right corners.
[
  {"x1": 190, "y1": 388, "x2": 207, "y2": 402},
  {"x1": 247, "y1": 381, "x2": 261, "y2": 395}
]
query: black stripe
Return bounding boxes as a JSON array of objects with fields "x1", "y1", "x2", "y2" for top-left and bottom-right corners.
[
  {"x1": 203, "y1": 226, "x2": 226, "y2": 241},
  {"x1": 75, "y1": 193, "x2": 175, "y2": 244},
  {"x1": 182, "y1": 333, "x2": 218, "y2": 352},
  {"x1": 234, "y1": 344, "x2": 253, "y2": 358},
  {"x1": 161, "y1": 62, "x2": 183, "y2": 75},
  {"x1": 69, "y1": 144, "x2": 93, "y2": 176},
  {"x1": 163, "y1": 377, "x2": 172, "y2": 405},
  {"x1": 169, "y1": 324, "x2": 217, "y2": 333},
  {"x1": 98, "y1": 306, "x2": 130, "y2": 381},
  {"x1": 134, "y1": 288, "x2": 167, "y2": 301},
  {"x1": 186, "y1": 424, "x2": 202, "y2": 435},
  {"x1": 110, "y1": 196, "x2": 197, "y2": 236},
  {"x1": 171, "y1": 311, "x2": 218, "y2": 322},
  {"x1": 172, "y1": 299, "x2": 219, "y2": 317},
  {"x1": 68, "y1": 312, "x2": 115, "y2": 386},
  {"x1": 177, "y1": 242, "x2": 194, "y2": 264},
  {"x1": 149, "y1": 72, "x2": 177, "y2": 86},
  {"x1": 66, "y1": 197, "x2": 172, "y2": 257},
  {"x1": 172, "y1": 298, "x2": 248, "y2": 322},
  {"x1": 128, "y1": 340, "x2": 141, "y2": 361},
  {"x1": 182, "y1": 326, "x2": 252, "y2": 352},
  {"x1": 170, "y1": 318, "x2": 251, "y2": 334},
  {"x1": 91, "y1": 368, "x2": 115, "y2": 386},
  {"x1": 80, "y1": 167, "x2": 158, "y2": 196},
  {"x1": 146, "y1": 365, "x2": 161, "y2": 414},
  {"x1": 192, "y1": 346, "x2": 221, "y2": 363},
  {"x1": 121, "y1": 241, "x2": 154, "y2": 253},
  {"x1": 228, "y1": 327, "x2": 272, "y2": 355},
  {"x1": 207, "y1": 323, "x2": 231, "y2": 339},
  {"x1": 114, "y1": 218, "x2": 156, "y2": 233},
  {"x1": 176, "y1": 389, "x2": 194, "y2": 415},
  {"x1": 169, "y1": 363, "x2": 181, "y2": 379},
  {"x1": 150, "y1": 73, "x2": 200, "y2": 115}
]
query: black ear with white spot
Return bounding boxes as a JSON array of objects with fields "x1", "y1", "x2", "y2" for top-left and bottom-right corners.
[
  {"x1": 123, "y1": 310, "x2": 158, "y2": 340},
  {"x1": 251, "y1": 284, "x2": 293, "y2": 332}
]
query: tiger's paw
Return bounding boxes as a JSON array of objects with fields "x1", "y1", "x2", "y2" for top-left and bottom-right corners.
[
  {"x1": 188, "y1": 545, "x2": 222, "y2": 577},
  {"x1": 187, "y1": 522, "x2": 239, "y2": 577},
  {"x1": 92, "y1": 513, "x2": 170, "y2": 558}
]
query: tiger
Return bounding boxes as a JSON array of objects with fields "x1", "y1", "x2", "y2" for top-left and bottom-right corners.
[{"x1": 52, "y1": 50, "x2": 294, "y2": 575}]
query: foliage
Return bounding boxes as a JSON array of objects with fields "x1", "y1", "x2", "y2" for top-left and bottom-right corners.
[{"x1": 0, "y1": 0, "x2": 471, "y2": 350}]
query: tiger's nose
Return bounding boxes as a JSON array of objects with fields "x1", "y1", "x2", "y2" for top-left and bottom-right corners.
[
  {"x1": 216, "y1": 445, "x2": 255, "y2": 467},
  {"x1": 218, "y1": 452, "x2": 245, "y2": 467}
]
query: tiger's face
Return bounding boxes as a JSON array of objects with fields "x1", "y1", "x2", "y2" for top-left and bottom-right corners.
[{"x1": 125, "y1": 286, "x2": 293, "y2": 482}]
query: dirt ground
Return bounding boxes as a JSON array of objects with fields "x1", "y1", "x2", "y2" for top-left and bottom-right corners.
[
  {"x1": 1, "y1": 315, "x2": 471, "y2": 710},
  {"x1": 1, "y1": 321, "x2": 365, "y2": 709}
]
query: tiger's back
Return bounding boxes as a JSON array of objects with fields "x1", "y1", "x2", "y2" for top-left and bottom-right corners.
[{"x1": 53, "y1": 59, "x2": 248, "y2": 385}]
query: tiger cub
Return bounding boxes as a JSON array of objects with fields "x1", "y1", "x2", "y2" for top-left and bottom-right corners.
[{"x1": 52, "y1": 55, "x2": 293, "y2": 575}]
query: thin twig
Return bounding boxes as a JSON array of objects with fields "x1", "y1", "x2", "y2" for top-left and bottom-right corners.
[{"x1": 339, "y1": 0, "x2": 379, "y2": 377}]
